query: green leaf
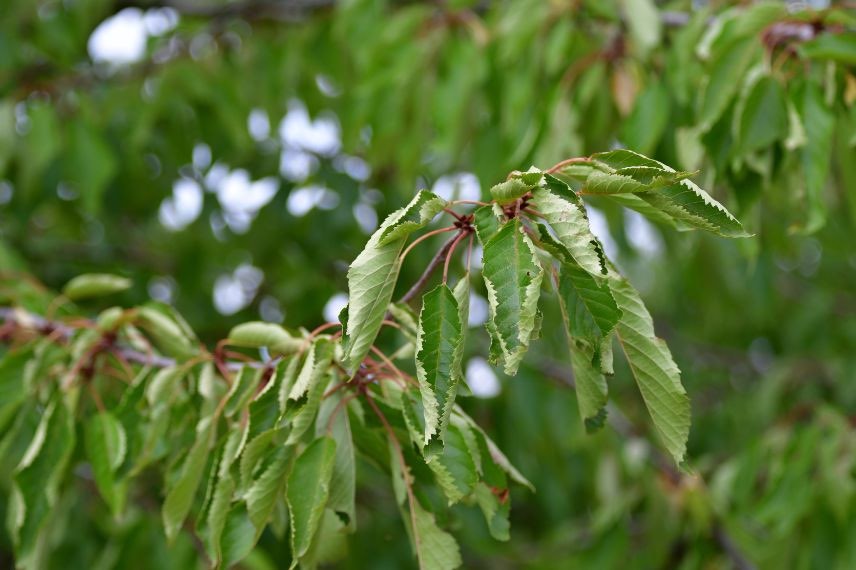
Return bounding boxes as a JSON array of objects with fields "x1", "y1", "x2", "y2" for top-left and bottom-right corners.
[
  {"x1": 377, "y1": 190, "x2": 446, "y2": 245},
  {"x1": 227, "y1": 321, "x2": 303, "y2": 355},
  {"x1": 145, "y1": 366, "x2": 184, "y2": 406},
  {"x1": 636, "y1": 178, "x2": 750, "y2": 238},
  {"x1": 474, "y1": 483, "x2": 510, "y2": 541},
  {"x1": 84, "y1": 412, "x2": 128, "y2": 515},
  {"x1": 737, "y1": 75, "x2": 788, "y2": 153},
  {"x1": 287, "y1": 437, "x2": 337, "y2": 564},
  {"x1": 622, "y1": 0, "x2": 661, "y2": 54},
  {"x1": 286, "y1": 368, "x2": 330, "y2": 445},
  {"x1": 480, "y1": 219, "x2": 543, "y2": 375},
  {"x1": 205, "y1": 425, "x2": 248, "y2": 564},
  {"x1": 800, "y1": 82, "x2": 834, "y2": 233},
  {"x1": 621, "y1": 80, "x2": 669, "y2": 155},
  {"x1": 0, "y1": 348, "x2": 32, "y2": 432},
  {"x1": 459, "y1": 414, "x2": 534, "y2": 492},
  {"x1": 288, "y1": 339, "x2": 333, "y2": 401},
  {"x1": 136, "y1": 306, "x2": 197, "y2": 358},
  {"x1": 472, "y1": 204, "x2": 503, "y2": 244},
  {"x1": 316, "y1": 392, "x2": 356, "y2": 530},
  {"x1": 489, "y1": 178, "x2": 532, "y2": 205},
  {"x1": 799, "y1": 32, "x2": 856, "y2": 64},
  {"x1": 530, "y1": 175, "x2": 607, "y2": 276},
  {"x1": 426, "y1": 424, "x2": 478, "y2": 504},
  {"x1": 18, "y1": 102, "x2": 60, "y2": 200},
  {"x1": 584, "y1": 151, "x2": 696, "y2": 194},
  {"x1": 416, "y1": 284, "x2": 464, "y2": 450},
  {"x1": 610, "y1": 273, "x2": 690, "y2": 464},
  {"x1": 277, "y1": 356, "x2": 301, "y2": 414},
  {"x1": 341, "y1": 198, "x2": 426, "y2": 373},
  {"x1": 700, "y1": 38, "x2": 760, "y2": 129},
  {"x1": 411, "y1": 500, "x2": 463, "y2": 570},
  {"x1": 62, "y1": 273, "x2": 131, "y2": 301},
  {"x1": 162, "y1": 416, "x2": 215, "y2": 542},
  {"x1": 246, "y1": 446, "x2": 292, "y2": 532},
  {"x1": 224, "y1": 366, "x2": 263, "y2": 418},
  {"x1": 8, "y1": 398, "x2": 75, "y2": 565},
  {"x1": 556, "y1": 261, "x2": 622, "y2": 431}
]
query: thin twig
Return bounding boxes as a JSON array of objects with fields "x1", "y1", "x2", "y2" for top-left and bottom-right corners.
[
  {"x1": 546, "y1": 156, "x2": 591, "y2": 174},
  {"x1": 442, "y1": 231, "x2": 468, "y2": 284},
  {"x1": 399, "y1": 226, "x2": 458, "y2": 262},
  {"x1": 398, "y1": 231, "x2": 464, "y2": 304}
]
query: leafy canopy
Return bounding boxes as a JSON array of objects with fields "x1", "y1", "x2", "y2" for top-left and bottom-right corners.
[{"x1": 0, "y1": 149, "x2": 746, "y2": 568}]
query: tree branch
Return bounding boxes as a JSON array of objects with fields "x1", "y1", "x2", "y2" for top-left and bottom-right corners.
[{"x1": 398, "y1": 231, "x2": 464, "y2": 305}]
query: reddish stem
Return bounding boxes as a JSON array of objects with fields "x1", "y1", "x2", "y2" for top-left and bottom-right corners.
[
  {"x1": 546, "y1": 156, "x2": 591, "y2": 174},
  {"x1": 442, "y1": 230, "x2": 468, "y2": 284},
  {"x1": 399, "y1": 226, "x2": 458, "y2": 262}
]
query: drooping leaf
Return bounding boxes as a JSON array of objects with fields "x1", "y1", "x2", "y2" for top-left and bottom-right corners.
[
  {"x1": 555, "y1": 261, "x2": 622, "y2": 431},
  {"x1": 162, "y1": 416, "x2": 215, "y2": 542},
  {"x1": 342, "y1": 194, "x2": 437, "y2": 373},
  {"x1": 277, "y1": 356, "x2": 301, "y2": 414},
  {"x1": 288, "y1": 338, "x2": 333, "y2": 401},
  {"x1": 286, "y1": 368, "x2": 330, "y2": 445},
  {"x1": 316, "y1": 392, "x2": 356, "y2": 530},
  {"x1": 480, "y1": 219, "x2": 543, "y2": 375},
  {"x1": 610, "y1": 272, "x2": 690, "y2": 464},
  {"x1": 0, "y1": 347, "x2": 32, "y2": 431},
  {"x1": 425, "y1": 424, "x2": 478, "y2": 505},
  {"x1": 8, "y1": 398, "x2": 75, "y2": 564},
  {"x1": 700, "y1": 38, "x2": 760, "y2": 129},
  {"x1": 62, "y1": 273, "x2": 131, "y2": 301},
  {"x1": 411, "y1": 500, "x2": 463, "y2": 570},
  {"x1": 205, "y1": 425, "x2": 248, "y2": 564},
  {"x1": 800, "y1": 81, "x2": 834, "y2": 233},
  {"x1": 224, "y1": 366, "x2": 263, "y2": 418},
  {"x1": 737, "y1": 75, "x2": 788, "y2": 154},
  {"x1": 287, "y1": 437, "x2": 337, "y2": 564},
  {"x1": 621, "y1": 80, "x2": 669, "y2": 155},
  {"x1": 245, "y1": 446, "x2": 292, "y2": 533},
  {"x1": 416, "y1": 284, "x2": 464, "y2": 449},
  {"x1": 530, "y1": 174, "x2": 607, "y2": 276},
  {"x1": 84, "y1": 411, "x2": 128, "y2": 516},
  {"x1": 799, "y1": 32, "x2": 856, "y2": 64}
]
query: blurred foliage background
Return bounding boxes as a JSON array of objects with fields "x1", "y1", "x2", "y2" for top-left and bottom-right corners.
[{"x1": 1, "y1": 0, "x2": 856, "y2": 568}]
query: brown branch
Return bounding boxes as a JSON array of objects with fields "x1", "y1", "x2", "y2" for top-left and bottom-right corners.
[{"x1": 398, "y1": 231, "x2": 465, "y2": 305}]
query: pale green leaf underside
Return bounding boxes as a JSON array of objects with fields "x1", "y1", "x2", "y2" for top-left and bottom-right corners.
[
  {"x1": 531, "y1": 175, "x2": 607, "y2": 277},
  {"x1": 412, "y1": 501, "x2": 463, "y2": 570},
  {"x1": 416, "y1": 284, "x2": 464, "y2": 450},
  {"x1": 343, "y1": 192, "x2": 446, "y2": 373},
  {"x1": 481, "y1": 219, "x2": 543, "y2": 376},
  {"x1": 287, "y1": 437, "x2": 337, "y2": 563},
  {"x1": 377, "y1": 190, "x2": 446, "y2": 245},
  {"x1": 610, "y1": 274, "x2": 690, "y2": 464},
  {"x1": 84, "y1": 411, "x2": 128, "y2": 515},
  {"x1": 162, "y1": 417, "x2": 214, "y2": 542},
  {"x1": 636, "y1": 179, "x2": 749, "y2": 237},
  {"x1": 556, "y1": 262, "x2": 622, "y2": 431}
]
